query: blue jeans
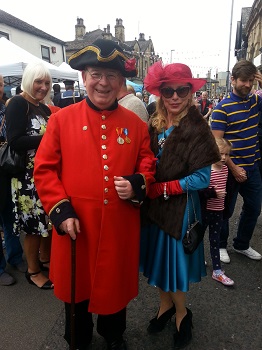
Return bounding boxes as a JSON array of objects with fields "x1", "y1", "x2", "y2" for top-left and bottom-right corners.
[
  {"x1": 220, "y1": 165, "x2": 262, "y2": 250},
  {"x1": 0, "y1": 192, "x2": 23, "y2": 274}
]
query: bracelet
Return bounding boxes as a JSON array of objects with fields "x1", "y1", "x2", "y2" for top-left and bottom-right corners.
[{"x1": 163, "y1": 182, "x2": 169, "y2": 201}]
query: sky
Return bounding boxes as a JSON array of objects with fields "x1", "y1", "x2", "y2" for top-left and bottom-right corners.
[{"x1": 1, "y1": 0, "x2": 255, "y2": 78}]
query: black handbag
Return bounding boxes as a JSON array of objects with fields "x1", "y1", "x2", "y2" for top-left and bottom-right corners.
[
  {"x1": 0, "y1": 141, "x2": 26, "y2": 176},
  {"x1": 182, "y1": 182, "x2": 205, "y2": 254},
  {"x1": 0, "y1": 116, "x2": 26, "y2": 176}
]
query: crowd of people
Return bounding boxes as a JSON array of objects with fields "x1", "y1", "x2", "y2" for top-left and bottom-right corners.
[{"x1": 1, "y1": 38, "x2": 262, "y2": 350}]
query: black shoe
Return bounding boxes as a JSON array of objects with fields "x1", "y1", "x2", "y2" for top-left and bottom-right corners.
[
  {"x1": 25, "y1": 270, "x2": 54, "y2": 289},
  {"x1": 107, "y1": 337, "x2": 127, "y2": 350},
  {"x1": 173, "y1": 308, "x2": 193, "y2": 349},
  {"x1": 147, "y1": 304, "x2": 176, "y2": 334}
]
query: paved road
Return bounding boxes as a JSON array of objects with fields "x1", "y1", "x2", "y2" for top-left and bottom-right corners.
[{"x1": 1, "y1": 197, "x2": 261, "y2": 350}]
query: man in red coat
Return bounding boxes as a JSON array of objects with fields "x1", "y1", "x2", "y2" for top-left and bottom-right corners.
[{"x1": 34, "y1": 39, "x2": 156, "y2": 350}]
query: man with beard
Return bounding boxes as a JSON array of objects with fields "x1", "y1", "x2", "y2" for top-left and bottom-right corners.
[{"x1": 211, "y1": 60, "x2": 262, "y2": 264}]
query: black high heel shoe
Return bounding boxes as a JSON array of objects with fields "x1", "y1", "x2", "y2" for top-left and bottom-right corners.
[
  {"x1": 147, "y1": 304, "x2": 176, "y2": 334},
  {"x1": 25, "y1": 270, "x2": 54, "y2": 290},
  {"x1": 173, "y1": 308, "x2": 193, "y2": 349}
]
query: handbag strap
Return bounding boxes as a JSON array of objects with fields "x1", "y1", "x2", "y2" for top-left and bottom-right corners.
[
  {"x1": 186, "y1": 180, "x2": 198, "y2": 230},
  {"x1": 0, "y1": 115, "x2": 6, "y2": 135}
]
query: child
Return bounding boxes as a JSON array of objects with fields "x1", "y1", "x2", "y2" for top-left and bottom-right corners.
[{"x1": 199, "y1": 138, "x2": 234, "y2": 286}]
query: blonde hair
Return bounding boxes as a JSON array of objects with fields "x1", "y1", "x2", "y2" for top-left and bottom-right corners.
[
  {"x1": 215, "y1": 138, "x2": 232, "y2": 151},
  {"x1": 151, "y1": 96, "x2": 195, "y2": 132},
  {"x1": 21, "y1": 61, "x2": 52, "y2": 97}
]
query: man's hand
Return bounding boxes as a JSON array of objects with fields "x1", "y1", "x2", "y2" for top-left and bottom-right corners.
[
  {"x1": 114, "y1": 176, "x2": 135, "y2": 200},
  {"x1": 231, "y1": 165, "x2": 247, "y2": 183},
  {"x1": 59, "y1": 218, "x2": 80, "y2": 240},
  {"x1": 255, "y1": 72, "x2": 262, "y2": 88}
]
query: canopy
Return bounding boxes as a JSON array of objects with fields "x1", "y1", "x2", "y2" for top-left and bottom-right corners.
[
  {"x1": 0, "y1": 37, "x2": 79, "y2": 86},
  {"x1": 126, "y1": 79, "x2": 143, "y2": 93}
]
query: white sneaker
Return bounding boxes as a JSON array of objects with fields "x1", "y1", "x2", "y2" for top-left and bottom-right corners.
[
  {"x1": 234, "y1": 247, "x2": 262, "y2": 260},
  {"x1": 219, "y1": 248, "x2": 230, "y2": 263}
]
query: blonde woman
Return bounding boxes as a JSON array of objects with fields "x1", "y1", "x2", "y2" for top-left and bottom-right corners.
[
  {"x1": 140, "y1": 61, "x2": 220, "y2": 349},
  {"x1": 6, "y1": 62, "x2": 53, "y2": 289}
]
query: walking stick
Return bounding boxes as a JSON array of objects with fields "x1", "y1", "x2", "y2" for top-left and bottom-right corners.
[{"x1": 70, "y1": 238, "x2": 76, "y2": 350}]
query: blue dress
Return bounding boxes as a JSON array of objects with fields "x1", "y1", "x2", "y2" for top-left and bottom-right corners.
[{"x1": 140, "y1": 127, "x2": 209, "y2": 292}]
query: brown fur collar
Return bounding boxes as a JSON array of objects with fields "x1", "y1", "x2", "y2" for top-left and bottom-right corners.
[{"x1": 147, "y1": 105, "x2": 220, "y2": 239}]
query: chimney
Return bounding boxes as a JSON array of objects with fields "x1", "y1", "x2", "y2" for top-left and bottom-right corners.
[
  {"x1": 139, "y1": 33, "x2": 145, "y2": 41},
  {"x1": 102, "y1": 24, "x2": 112, "y2": 40}
]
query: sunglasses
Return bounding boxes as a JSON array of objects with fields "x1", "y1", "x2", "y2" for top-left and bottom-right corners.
[{"x1": 160, "y1": 86, "x2": 191, "y2": 99}]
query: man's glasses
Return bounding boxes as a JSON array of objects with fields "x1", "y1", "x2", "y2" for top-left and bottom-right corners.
[
  {"x1": 86, "y1": 70, "x2": 119, "y2": 82},
  {"x1": 160, "y1": 86, "x2": 191, "y2": 99}
]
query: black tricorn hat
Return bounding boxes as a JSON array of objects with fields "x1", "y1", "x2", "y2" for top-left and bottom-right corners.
[
  {"x1": 63, "y1": 80, "x2": 75, "y2": 86},
  {"x1": 68, "y1": 39, "x2": 137, "y2": 78}
]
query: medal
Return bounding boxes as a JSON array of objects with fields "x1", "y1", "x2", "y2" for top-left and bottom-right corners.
[
  {"x1": 123, "y1": 128, "x2": 131, "y2": 143},
  {"x1": 117, "y1": 136, "x2": 125, "y2": 144},
  {"x1": 116, "y1": 127, "x2": 125, "y2": 145}
]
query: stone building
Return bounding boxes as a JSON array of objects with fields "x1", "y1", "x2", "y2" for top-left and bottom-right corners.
[
  {"x1": 234, "y1": 0, "x2": 262, "y2": 73},
  {"x1": 65, "y1": 18, "x2": 160, "y2": 84}
]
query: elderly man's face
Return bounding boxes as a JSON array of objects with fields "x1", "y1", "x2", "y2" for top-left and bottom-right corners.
[
  {"x1": 82, "y1": 67, "x2": 124, "y2": 109},
  {"x1": 202, "y1": 92, "x2": 208, "y2": 100}
]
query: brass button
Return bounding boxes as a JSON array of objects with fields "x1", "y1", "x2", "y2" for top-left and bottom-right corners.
[
  {"x1": 104, "y1": 199, "x2": 108, "y2": 204},
  {"x1": 102, "y1": 145, "x2": 106, "y2": 150},
  {"x1": 104, "y1": 188, "x2": 108, "y2": 193},
  {"x1": 102, "y1": 154, "x2": 108, "y2": 160},
  {"x1": 104, "y1": 165, "x2": 109, "y2": 170},
  {"x1": 102, "y1": 115, "x2": 106, "y2": 120},
  {"x1": 102, "y1": 135, "x2": 106, "y2": 140},
  {"x1": 104, "y1": 176, "x2": 109, "y2": 181},
  {"x1": 101, "y1": 125, "x2": 106, "y2": 129}
]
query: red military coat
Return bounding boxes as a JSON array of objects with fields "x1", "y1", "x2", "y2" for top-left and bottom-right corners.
[{"x1": 34, "y1": 99, "x2": 155, "y2": 314}]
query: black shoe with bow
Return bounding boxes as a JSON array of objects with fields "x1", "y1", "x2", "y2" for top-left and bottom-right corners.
[
  {"x1": 173, "y1": 307, "x2": 193, "y2": 349},
  {"x1": 107, "y1": 337, "x2": 127, "y2": 350},
  {"x1": 147, "y1": 304, "x2": 176, "y2": 334}
]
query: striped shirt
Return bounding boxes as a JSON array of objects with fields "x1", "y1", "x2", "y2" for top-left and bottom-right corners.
[
  {"x1": 206, "y1": 165, "x2": 228, "y2": 211},
  {"x1": 211, "y1": 92, "x2": 262, "y2": 170}
]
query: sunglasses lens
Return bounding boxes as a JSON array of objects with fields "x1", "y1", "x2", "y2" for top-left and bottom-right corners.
[
  {"x1": 161, "y1": 86, "x2": 190, "y2": 98},
  {"x1": 161, "y1": 88, "x2": 174, "y2": 98},
  {"x1": 176, "y1": 86, "x2": 190, "y2": 98}
]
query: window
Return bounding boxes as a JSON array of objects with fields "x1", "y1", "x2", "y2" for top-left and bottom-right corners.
[
  {"x1": 0, "y1": 31, "x2": 9, "y2": 39},
  {"x1": 41, "y1": 45, "x2": 50, "y2": 62}
]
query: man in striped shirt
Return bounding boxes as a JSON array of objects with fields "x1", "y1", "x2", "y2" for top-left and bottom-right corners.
[{"x1": 211, "y1": 60, "x2": 262, "y2": 263}]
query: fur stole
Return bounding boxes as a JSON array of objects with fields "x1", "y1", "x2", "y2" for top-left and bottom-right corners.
[{"x1": 147, "y1": 105, "x2": 220, "y2": 239}]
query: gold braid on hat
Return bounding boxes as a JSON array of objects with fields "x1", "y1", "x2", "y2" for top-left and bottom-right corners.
[{"x1": 69, "y1": 45, "x2": 128, "y2": 64}]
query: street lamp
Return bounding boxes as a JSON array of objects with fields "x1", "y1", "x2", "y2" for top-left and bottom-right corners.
[
  {"x1": 170, "y1": 50, "x2": 175, "y2": 63},
  {"x1": 226, "y1": 0, "x2": 234, "y2": 94}
]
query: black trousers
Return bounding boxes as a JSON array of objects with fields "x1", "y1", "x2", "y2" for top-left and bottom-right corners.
[{"x1": 64, "y1": 300, "x2": 126, "y2": 349}]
